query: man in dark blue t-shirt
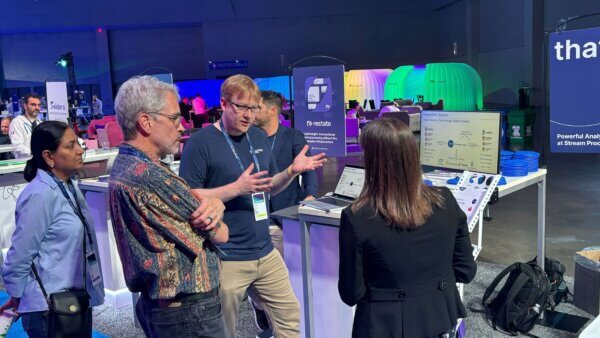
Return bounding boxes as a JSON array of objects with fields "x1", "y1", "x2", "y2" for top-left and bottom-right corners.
[{"x1": 179, "y1": 74, "x2": 326, "y2": 338}]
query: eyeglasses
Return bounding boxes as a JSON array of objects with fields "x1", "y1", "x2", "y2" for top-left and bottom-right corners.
[
  {"x1": 149, "y1": 111, "x2": 181, "y2": 125},
  {"x1": 227, "y1": 100, "x2": 260, "y2": 114}
]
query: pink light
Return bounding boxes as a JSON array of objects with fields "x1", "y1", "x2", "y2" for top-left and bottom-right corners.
[{"x1": 97, "y1": 28, "x2": 103, "y2": 33}]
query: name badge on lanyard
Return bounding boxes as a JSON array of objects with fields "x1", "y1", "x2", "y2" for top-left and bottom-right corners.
[
  {"x1": 252, "y1": 192, "x2": 269, "y2": 221},
  {"x1": 86, "y1": 250, "x2": 103, "y2": 287},
  {"x1": 219, "y1": 120, "x2": 270, "y2": 220},
  {"x1": 52, "y1": 173, "x2": 104, "y2": 287}
]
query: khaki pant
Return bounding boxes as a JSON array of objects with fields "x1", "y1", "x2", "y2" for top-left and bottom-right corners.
[
  {"x1": 220, "y1": 248, "x2": 300, "y2": 338},
  {"x1": 270, "y1": 225, "x2": 284, "y2": 258}
]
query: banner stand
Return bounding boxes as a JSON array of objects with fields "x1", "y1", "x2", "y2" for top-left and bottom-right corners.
[
  {"x1": 542, "y1": 12, "x2": 600, "y2": 162},
  {"x1": 45, "y1": 81, "x2": 69, "y2": 123},
  {"x1": 287, "y1": 55, "x2": 347, "y2": 128},
  {"x1": 292, "y1": 61, "x2": 347, "y2": 157}
]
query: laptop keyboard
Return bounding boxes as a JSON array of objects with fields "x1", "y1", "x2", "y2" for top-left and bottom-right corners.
[{"x1": 316, "y1": 197, "x2": 353, "y2": 207}]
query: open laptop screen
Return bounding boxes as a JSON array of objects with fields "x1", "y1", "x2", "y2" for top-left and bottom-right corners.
[{"x1": 333, "y1": 165, "x2": 365, "y2": 199}]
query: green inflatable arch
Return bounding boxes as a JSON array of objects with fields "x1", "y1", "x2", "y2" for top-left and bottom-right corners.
[{"x1": 384, "y1": 63, "x2": 483, "y2": 110}]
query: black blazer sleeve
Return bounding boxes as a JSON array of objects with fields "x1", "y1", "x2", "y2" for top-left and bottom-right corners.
[
  {"x1": 338, "y1": 208, "x2": 366, "y2": 306},
  {"x1": 448, "y1": 192, "x2": 477, "y2": 283}
]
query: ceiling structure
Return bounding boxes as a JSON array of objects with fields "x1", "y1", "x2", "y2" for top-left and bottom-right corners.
[{"x1": 1, "y1": 0, "x2": 458, "y2": 34}]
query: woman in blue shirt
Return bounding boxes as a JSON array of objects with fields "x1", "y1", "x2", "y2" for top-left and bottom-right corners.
[{"x1": 0, "y1": 121, "x2": 105, "y2": 338}]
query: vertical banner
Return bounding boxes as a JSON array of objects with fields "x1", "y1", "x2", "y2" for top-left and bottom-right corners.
[
  {"x1": 550, "y1": 28, "x2": 600, "y2": 153},
  {"x1": 293, "y1": 65, "x2": 346, "y2": 157},
  {"x1": 45, "y1": 81, "x2": 69, "y2": 122}
]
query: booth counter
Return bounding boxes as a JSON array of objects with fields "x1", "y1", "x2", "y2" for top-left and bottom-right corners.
[
  {"x1": 0, "y1": 148, "x2": 118, "y2": 175},
  {"x1": 0, "y1": 144, "x2": 14, "y2": 155},
  {"x1": 272, "y1": 169, "x2": 547, "y2": 338},
  {"x1": 77, "y1": 178, "x2": 132, "y2": 308}
]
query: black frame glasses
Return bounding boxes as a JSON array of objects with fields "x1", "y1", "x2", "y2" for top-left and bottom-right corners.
[{"x1": 227, "y1": 99, "x2": 260, "y2": 114}]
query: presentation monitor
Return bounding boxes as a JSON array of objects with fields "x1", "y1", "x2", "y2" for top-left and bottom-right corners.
[{"x1": 420, "y1": 110, "x2": 501, "y2": 174}]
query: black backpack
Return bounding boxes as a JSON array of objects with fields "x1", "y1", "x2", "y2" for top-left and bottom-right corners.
[
  {"x1": 480, "y1": 262, "x2": 550, "y2": 336},
  {"x1": 528, "y1": 257, "x2": 571, "y2": 310}
]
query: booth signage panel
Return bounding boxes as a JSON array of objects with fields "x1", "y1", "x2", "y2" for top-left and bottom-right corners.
[
  {"x1": 550, "y1": 28, "x2": 600, "y2": 153},
  {"x1": 293, "y1": 65, "x2": 346, "y2": 157},
  {"x1": 45, "y1": 81, "x2": 69, "y2": 122}
]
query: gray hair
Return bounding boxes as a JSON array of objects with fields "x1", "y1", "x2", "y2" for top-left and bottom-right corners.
[{"x1": 114, "y1": 76, "x2": 180, "y2": 141}]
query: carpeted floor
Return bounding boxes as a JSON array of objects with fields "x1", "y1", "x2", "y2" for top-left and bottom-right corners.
[
  {"x1": 1, "y1": 261, "x2": 596, "y2": 337},
  {"x1": 463, "y1": 261, "x2": 593, "y2": 338}
]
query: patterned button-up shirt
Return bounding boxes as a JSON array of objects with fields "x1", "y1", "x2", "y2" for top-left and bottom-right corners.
[{"x1": 109, "y1": 143, "x2": 219, "y2": 300}]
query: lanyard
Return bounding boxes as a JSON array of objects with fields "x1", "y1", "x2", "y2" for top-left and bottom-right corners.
[
  {"x1": 219, "y1": 120, "x2": 261, "y2": 172},
  {"x1": 24, "y1": 119, "x2": 38, "y2": 134},
  {"x1": 49, "y1": 172, "x2": 94, "y2": 246},
  {"x1": 269, "y1": 134, "x2": 277, "y2": 151},
  {"x1": 268, "y1": 125, "x2": 280, "y2": 151}
]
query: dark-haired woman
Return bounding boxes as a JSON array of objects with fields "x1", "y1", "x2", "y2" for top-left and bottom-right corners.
[
  {"x1": 338, "y1": 118, "x2": 476, "y2": 338},
  {"x1": 0, "y1": 121, "x2": 104, "y2": 337}
]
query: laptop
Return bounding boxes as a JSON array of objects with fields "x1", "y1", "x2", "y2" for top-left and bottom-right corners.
[
  {"x1": 77, "y1": 158, "x2": 109, "y2": 179},
  {"x1": 301, "y1": 164, "x2": 365, "y2": 211}
]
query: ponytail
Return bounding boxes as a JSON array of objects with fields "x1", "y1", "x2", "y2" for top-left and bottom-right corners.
[{"x1": 23, "y1": 158, "x2": 38, "y2": 182}]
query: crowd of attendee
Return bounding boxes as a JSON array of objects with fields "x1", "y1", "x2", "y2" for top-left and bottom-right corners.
[{"x1": 0, "y1": 75, "x2": 475, "y2": 338}]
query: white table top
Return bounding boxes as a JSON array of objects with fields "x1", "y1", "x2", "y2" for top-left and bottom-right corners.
[
  {"x1": 299, "y1": 169, "x2": 547, "y2": 218},
  {"x1": 78, "y1": 160, "x2": 180, "y2": 193},
  {"x1": 498, "y1": 169, "x2": 546, "y2": 197},
  {"x1": 78, "y1": 178, "x2": 109, "y2": 192},
  {"x1": 0, "y1": 148, "x2": 118, "y2": 175},
  {"x1": 0, "y1": 144, "x2": 14, "y2": 154}
]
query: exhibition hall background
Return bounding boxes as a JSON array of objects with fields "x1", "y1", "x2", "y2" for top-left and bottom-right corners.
[
  {"x1": 0, "y1": 1, "x2": 598, "y2": 232},
  {"x1": 3, "y1": 0, "x2": 591, "y2": 116}
]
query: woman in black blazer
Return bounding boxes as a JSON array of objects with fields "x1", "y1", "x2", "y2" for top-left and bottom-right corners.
[{"x1": 338, "y1": 118, "x2": 477, "y2": 338}]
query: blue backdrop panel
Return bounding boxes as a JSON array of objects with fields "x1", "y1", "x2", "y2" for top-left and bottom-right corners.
[{"x1": 550, "y1": 28, "x2": 600, "y2": 153}]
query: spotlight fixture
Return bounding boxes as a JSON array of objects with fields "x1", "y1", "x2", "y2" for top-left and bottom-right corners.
[
  {"x1": 56, "y1": 52, "x2": 73, "y2": 68},
  {"x1": 55, "y1": 52, "x2": 77, "y2": 87}
]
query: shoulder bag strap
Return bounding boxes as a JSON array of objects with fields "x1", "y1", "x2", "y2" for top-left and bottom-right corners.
[
  {"x1": 481, "y1": 263, "x2": 520, "y2": 306},
  {"x1": 32, "y1": 178, "x2": 88, "y2": 300},
  {"x1": 31, "y1": 263, "x2": 49, "y2": 300}
]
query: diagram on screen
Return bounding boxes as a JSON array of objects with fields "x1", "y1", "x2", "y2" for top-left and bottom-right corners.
[
  {"x1": 420, "y1": 111, "x2": 501, "y2": 174},
  {"x1": 305, "y1": 76, "x2": 333, "y2": 112}
]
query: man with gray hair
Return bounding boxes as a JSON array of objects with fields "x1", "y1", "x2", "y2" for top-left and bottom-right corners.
[
  {"x1": 109, "y1": 76, "x2": 229, "y2": 338},
  {"x1": 0, "y1": 116, "x2": 13, "y2": 160}
]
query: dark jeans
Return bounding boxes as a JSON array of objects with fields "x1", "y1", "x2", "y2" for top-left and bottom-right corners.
[
  {"x1": 136, "y1": 294, "x2": 225, "y2": 338},
  {"x1": 21, "y1": 308, "x2": 93, "y2": 338},
  {"x1": 21, "y1": 311, "x2": 48, "y2": 338}
]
